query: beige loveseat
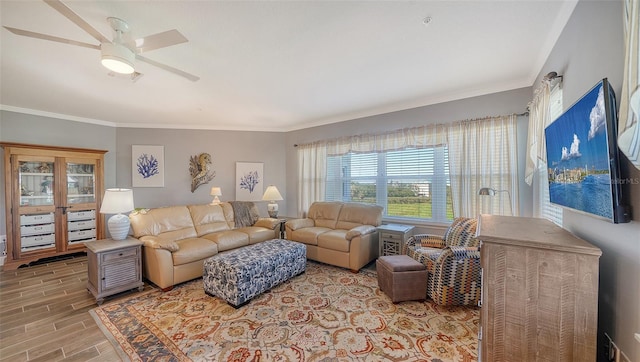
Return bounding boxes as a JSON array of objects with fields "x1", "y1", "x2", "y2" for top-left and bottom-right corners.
[
  {"x1": 285, "y1": 202, "x2": 383, "y2": 272},
  {"x1": 129, "y1": 202, "x2": 280, "y2": 290}
]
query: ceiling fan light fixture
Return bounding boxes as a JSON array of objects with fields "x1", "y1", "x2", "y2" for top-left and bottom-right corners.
[{"x1": 101, "y1": 42, "x2": 135, "y2": 74}]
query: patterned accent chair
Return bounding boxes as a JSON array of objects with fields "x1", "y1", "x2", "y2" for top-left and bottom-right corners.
[{"x1": 405, "y1": 217, "x2": 481, "y2": 306}]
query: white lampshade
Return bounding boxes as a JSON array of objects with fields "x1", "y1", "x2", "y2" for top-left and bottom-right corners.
[
  {"x1": 100, "y1": 188, "x2": 134, "y2": 240},
  {"x1": 262, "y1": 185, "x2": 283, "y2": 218},
  {"x1": 210, "y1": 187, "x2": 222, "y2": 205}
]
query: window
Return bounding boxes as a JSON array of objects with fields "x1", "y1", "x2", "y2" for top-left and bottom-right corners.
[{"x1": 326, "y1": 147, "x2": 453, "y2": 222}]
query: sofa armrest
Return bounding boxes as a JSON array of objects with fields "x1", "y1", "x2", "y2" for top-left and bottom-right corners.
[
  {"x1": 346, "y1": 225, "x2": 377, "y2": 241},
  {"x1": 405, "y1": 234, "x2": 446, "y2": 252},
  {"x1": 139, "y1": 235, "x2": 180, "y2": 252},
  {"x1": 253, "y1": 218, "x2": 280, "y2": 229},
  {"x1": 442, "y1": 246, "x2": 480, "y2": 261},
  {"x1": 285, "y1": 218, "x2": 314, "y2": 231},
  {"x1": 416, "y1": 234, "x2": 446, "y2": 249}
]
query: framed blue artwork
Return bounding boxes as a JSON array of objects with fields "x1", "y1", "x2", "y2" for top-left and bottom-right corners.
[{"x1": 132, "y1": 145, "x2": 164, "y2": 187}]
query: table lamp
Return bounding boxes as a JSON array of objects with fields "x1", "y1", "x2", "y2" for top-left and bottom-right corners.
[
  {"x1": 210, "y1": 187, "x2": 222, "y2": 204},
  {"x1": 262, "y1": 185, "x2": 283, "y2": 218},
  {"x1": 100, "y1": 188, "x2": 134, "y2": 240}
]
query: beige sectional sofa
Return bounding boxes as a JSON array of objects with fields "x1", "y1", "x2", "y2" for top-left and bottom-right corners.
[
  {"x1": 129, "y1": 202, "x2": 280, "y2": 290},
  {"x1": 285, "y1": 201, "x2": 383, "y2": 272}
]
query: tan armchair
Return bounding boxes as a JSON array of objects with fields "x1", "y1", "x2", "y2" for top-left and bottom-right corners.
[{"x1": 405, "y1": 217, "x2": 481, "y2": 306}]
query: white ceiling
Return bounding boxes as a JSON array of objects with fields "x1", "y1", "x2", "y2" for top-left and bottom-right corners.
[{"x1": 0, "y1": 1, "x2": 577, "y2": 132}]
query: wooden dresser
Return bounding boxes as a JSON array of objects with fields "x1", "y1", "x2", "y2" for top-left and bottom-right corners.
[{"x1": 476, "y1": 215, "x2": 601, "y2": 362}]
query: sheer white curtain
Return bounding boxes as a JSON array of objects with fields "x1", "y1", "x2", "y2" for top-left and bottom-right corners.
[
  {"x1": 297, "y1": 118, "x2": 517, "y2": 219},
  {"x1": 618, "y1": 0, "x2": 640, "y2": 170},
  {"x1": 525, "y1": 80, "x2": 551, "y2": 186},
  {"x1": 447, "y1": 115, "x2": 519, "y2": 218},
  {"x1": 324, "y1": 124, "x2": 448, "y2": 155},
  {"x1": 296, "y1": 142, "x2": 327, "y2": 217},
  {"x1": 525, "y1": 79, "x2": 564, "y2": 224}
]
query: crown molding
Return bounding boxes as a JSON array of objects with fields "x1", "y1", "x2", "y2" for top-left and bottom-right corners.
[{"x1": 0, "y1": 105, "x2": 117, "y2": 128}]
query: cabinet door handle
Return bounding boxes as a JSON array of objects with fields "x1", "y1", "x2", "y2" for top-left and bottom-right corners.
[
  {"x1": 101, "y1": 277, "x2": 105, "y2": 280},
  {"x1": 57, "y1": 206, "x2": 69, "y2": 214}
]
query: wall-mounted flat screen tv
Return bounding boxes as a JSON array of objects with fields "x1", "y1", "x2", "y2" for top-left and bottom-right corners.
[{"x1": 544, "y1": 78, "x2": 630, "y2": 223}]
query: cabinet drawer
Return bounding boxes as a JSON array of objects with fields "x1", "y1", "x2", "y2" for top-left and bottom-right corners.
[
  {"x1": 380, "y1": 232, "x2": 400, "y2": 240},
  {"x1": 68, "y1": 228, "x2": 96, "y2": 241},
  {"x1": 101, "y1": 247, "x2": 139, "y2": 262},
  {"x1": 21, "y1": 233, "x2": 55, "y2": 248},
  {"x1": 21, "y1": 223, "x2": 55, "y2": 236},
  {"x1": 67, "y1": 210, "x2": 96, "y2": 221},
  {"x1": 20, "y1": 213, "x2": 54, "y2": 225},
  {"x1": 68, "y1": 219, "x2": 96, "y2": 231}
]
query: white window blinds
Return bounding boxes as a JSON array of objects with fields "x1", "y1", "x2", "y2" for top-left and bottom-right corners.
[{"x1": 326, "y1": 147, "x2": 453, "y2": 222}]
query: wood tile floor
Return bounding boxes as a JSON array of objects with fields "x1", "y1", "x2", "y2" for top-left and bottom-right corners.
[{"x1": 0, "y1": 253, "x2": 151, "y2": 361}]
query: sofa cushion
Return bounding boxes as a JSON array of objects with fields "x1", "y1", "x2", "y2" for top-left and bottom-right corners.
[
  {"x1": 172, "y1": 238, "x2": 218, "y2": 265},
  {"x1": 307, "y1": 202, "x2": 343, "y2": 229},
  {"x1": 236, "y1": 226, "x2": 276, "y2": 244},
  {"x1": 317, "y1": 230, "x2": 350, "y2": 252},
  {"x1": 335, "y1": 203, "x2": 383, "y2": 230},
  {"x1": 129, "y1": 206, "x2": 197, "y2": 240},
  {"x1": 201, "y1": 230, "x2": 249, "y2": 252},
  {"x1": 289, "y1": 226, "x2": 332, "y2": 245},
  {"x1": 406, "y1": 247, "x2": 443, "y2": 273},
  {"x1": 188, "y1": 204, "x2": 230, "y2": 236}
]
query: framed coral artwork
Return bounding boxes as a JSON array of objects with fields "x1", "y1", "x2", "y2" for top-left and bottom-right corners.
[
  {"x1": 132, "y1": 145, "x2": 164, "y2": 187},
  {"x1": 236, "y1": 162, "x2": 263, "y2": 201}
]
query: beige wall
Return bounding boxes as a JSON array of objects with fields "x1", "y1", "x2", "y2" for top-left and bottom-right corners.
[{"x1": 114, "y1": 128, "x2": 287, "y2": 216}]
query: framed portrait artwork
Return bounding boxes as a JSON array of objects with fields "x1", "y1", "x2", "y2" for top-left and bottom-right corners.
[
  {"x1": 236, "y1": 162, "x2": 263, "y2": 201},
  {"x1": 132, "y1": 145, "x2": 165, "y2": 187}
]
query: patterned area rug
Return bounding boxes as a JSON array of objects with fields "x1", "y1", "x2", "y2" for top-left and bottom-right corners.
[{"x1": 90, "y1": 261, "x2": 479, "y2": 361}]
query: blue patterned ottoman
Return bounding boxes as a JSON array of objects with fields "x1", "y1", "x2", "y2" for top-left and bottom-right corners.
[{"x1": 203, "y1": 239, "x2": 306, "y2": 307}]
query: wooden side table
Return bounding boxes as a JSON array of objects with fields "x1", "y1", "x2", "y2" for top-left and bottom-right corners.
[
  {"x1": 377, "y1": 224, "x2": 415, "y2": 256},
  {"x1": 86, "y1": 237, "x2": 144, "y2": 305}
]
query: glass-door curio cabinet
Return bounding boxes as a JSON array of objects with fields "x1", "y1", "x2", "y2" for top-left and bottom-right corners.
[{"x1": 1, "y1": 143, "x2": 106, "y2": 270}]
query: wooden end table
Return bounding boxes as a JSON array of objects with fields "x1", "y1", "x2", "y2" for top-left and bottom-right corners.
[{"x1": 85, "y1": 237, "x2": 144, "y2": 305}]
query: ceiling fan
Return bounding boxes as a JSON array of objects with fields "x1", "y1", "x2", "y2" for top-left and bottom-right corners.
[{"x1": 3, "y1": 0, "x2": 199, "y2": 82}]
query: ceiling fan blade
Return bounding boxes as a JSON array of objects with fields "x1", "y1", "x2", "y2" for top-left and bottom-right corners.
[
  {"x1": 3, "y1": 26, "x2": 100, "y2": 50},
  {"x1": 136, "y1": 55, "x2": 200, "y2": 82},
  {"x1": 135, "y1": 29, "x2": 188, "y2": 53},
  {"x1": 44, "y1": 0, "x2": 110, "y2": 44}
]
